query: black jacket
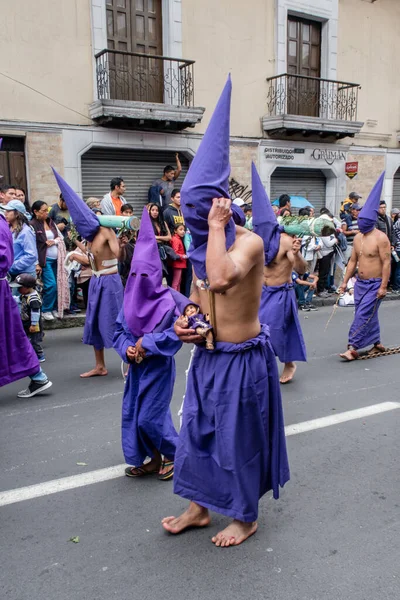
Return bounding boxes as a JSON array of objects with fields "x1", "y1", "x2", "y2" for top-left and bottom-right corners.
[{"x1": 376, "y1": 214, "x2": 393, "y2": 242}]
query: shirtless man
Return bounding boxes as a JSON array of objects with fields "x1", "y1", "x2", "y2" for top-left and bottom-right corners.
[
  {"x1": 53, "y1": 169, "x2": 123, "y2": 378},
  {"x1": 162, "y1": 198, "x2": 289, "y2": 547},
  {"x1": 71, "y1": 227, "x2": 123, "y2": 377},
  {"x1": 339, "y1": 228, "x2": 390, "y2": 360},
  {"x1": 261, "y1": 233, "x2": 307, "y2": 383}
]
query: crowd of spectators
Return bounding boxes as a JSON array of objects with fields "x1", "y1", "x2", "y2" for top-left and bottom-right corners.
[{"x1": 2, "y1": 164, "x2": 400, "y2": 351}]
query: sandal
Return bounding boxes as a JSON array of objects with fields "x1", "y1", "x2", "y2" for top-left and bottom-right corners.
[
  {"x1": 368, "y1": 344, "x2": 386, "y2": 355},
  {"x1": 158, "y1": 460, "x2": 174, "y2": 481},
  {"x1": 125, "y1": 465, "x2": 158, "y2": 478}
]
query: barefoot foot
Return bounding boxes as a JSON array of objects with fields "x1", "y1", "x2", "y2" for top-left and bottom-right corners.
[
  {"x1": 280, "y1": 362, "x2": 296, "y2": 384},
  {"x1": 80, "y1": 367, "x2": 108, "y2": 378},
  {"x1": 339, "y1": 349, "x2": 358, "y2": 362},
  {"x1": 212, "y1": 520, "x2": 258, "y2": 547},
  {"x1": 162, "y1": 502, "x2": 210, "y2": 534}
]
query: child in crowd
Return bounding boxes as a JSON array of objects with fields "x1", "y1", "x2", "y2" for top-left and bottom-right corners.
[
  {"x1": 293, "y1": 270, "x2": 319, "y2": 312},
  {"x1": 11, "y1": 273, "x2": 45, "y2": 361},
  {"x1": 121, "y1": 204, "x2": 134, "y2": 217},
  {"x1": 338, "y1": 276, "x2": 356, "y2": 307},
  {"x1": 169, "y1": 223, "x2": 187, "y2": 291}
]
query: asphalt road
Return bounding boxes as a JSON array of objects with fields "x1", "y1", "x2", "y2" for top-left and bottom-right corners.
[{"x1": 1, "y1": 302, "x2": 399, "y2": 600}]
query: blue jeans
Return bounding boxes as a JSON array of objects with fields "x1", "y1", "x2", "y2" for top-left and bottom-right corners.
[
  {"x1": 296, "y1": 283, "x2": 314, "y2": 306},
  {"x1": 31, "y1": 368, "x2": 48, "y2": 383},
  {"x1": 42, "y1": 258, "x2": 57, "y2": 312},
  {"x1": 393, "y1": 253, "x2": 400, "y2": 290}
]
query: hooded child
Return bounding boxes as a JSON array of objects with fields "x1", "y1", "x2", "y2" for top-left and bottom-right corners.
[
  {"x1": 53, "y1": 169, "x2": 123, "y2": 378},
  {"x1": 162, "y1": 76, "x2": 289, "y2": 547},
  {"x1": 113, "y1": 208, "x2": 184, "y2": 480},
  {"x1": 251, "y1": 162, "x2": 307, "y2": 384},
  {"x1": 0, "y1": 214, "x2": 52, "y2": 398},
  {"x1": 339, "y1": 172, "x2": 391, "y2": 360}
]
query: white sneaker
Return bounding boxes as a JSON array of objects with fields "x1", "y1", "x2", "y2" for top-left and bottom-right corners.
[
  {"x1": 52, "y1": 310, "x2": 60, "y2": 318},
  {"x1": 42, "y1": 312, "x2": 55, "y2": 321}
]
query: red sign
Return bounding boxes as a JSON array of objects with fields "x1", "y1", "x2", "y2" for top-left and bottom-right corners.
[{"x1": 345, "y1": 161, "x2": 358, "y2": 179}]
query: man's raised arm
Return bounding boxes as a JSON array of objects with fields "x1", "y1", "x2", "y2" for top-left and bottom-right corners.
[{"x1": 206, "y1": 197, "x2": 263, "y2": 293}]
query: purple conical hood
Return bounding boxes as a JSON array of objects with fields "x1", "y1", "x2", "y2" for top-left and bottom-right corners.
[
  {"x1": 358, "y1": 172, "x2": 385, "y2": 234},
  {"x1": 251, "y1": 163, "x2": 283, "y2": 265},
  {"x1": 231, "y1": 203, "x2": 246, "y2": 226},
  {"x1": 52, "y1": 168, "x2": 100, "y2": 242},
  {"x1": 180, "y1": 76, "x2": 236, "y2": 281},
  {"x1": 124, "y1": 207, "x2": 175, "y2": 337}
]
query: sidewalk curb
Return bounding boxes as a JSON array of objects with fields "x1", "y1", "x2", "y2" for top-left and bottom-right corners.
[{"x1": 43, "y1": 294, "x2": 400, "y2": 330}]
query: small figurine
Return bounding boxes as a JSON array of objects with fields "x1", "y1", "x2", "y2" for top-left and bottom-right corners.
[{"x1": 178, "y1": 303, "x2": 214, "y2": 350}]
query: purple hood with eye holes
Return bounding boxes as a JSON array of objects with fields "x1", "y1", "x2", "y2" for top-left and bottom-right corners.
[{"x1": 123, "y1": 207, "x2": 175, "y2": 337}]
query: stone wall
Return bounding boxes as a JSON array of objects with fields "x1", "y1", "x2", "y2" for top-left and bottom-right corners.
[
  {"x1": 345, "y1": 153, "x2": 386, "y2": 201},
  {"x1": 229, "y1": 142, "x2": 259, "y2": 200},
  {"x1": 26, "y1": 132, "x2": 64, "y2": 205}
]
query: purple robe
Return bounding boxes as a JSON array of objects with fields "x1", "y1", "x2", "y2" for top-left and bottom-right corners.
[
  {"x1": 187, "y1": 314, "x2": 212, "y2": 334},
  {"x1": 83, "y1": 273, "x2": 123, "y2": 350},
  {"x1": 174, "y1": 325, "x2": 290, "y2": 522},
  {"x1": 0, "y1": 215, "x2": 40, "y2": 387},
  {"x1": 113, "y1": 308, "x2": 182, "y2": 466},
  {"x1": 259, "y1": 283, "x2": 307, "y2": 363},
  {"x1": 348, "y1": 277, "x2": 382, "y2": 350}
]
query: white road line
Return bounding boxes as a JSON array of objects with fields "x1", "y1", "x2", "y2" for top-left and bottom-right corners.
[
  {"x1": 285, "y1": 401, "x2": 400, "y2": 436},
  {"x1": 1, "y1": 401, "x2": 399, "y2": 508}
]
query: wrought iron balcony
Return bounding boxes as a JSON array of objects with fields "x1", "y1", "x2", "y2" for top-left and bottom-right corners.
[
  {"x1": 89, "y1": 49, "x2": 204, "y2": 130},
  {"x1": 263, "y1": 73, "x2": 363, "y2": 139}
]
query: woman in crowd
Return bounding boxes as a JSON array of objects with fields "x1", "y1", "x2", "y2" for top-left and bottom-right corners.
[
  {"x1": 147, "y1": 203, "x2": 172, "y2": 274},
  {"x1": 31, "y1": 200, "x2": 69, "y2": 321},
  {"x1": 15, "y1": 187, "x2": 31, "y2": 214},
  {"x1": 86, "y1": 197, "x2": 102, "y2": 212},
  {"x1": 3, "y1": 200, "x2": 37, "y2": 284}
]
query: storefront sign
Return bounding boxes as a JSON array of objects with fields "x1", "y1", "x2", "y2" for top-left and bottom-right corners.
[
  {"x1": 311, "y1": 148, "x2": 346, "y2": 165},
  {"x1": 345, "y1": 161, "x2": 358, "y2": 179},
  {"x1": 264, "y1": 147, "x2": 296, "y2": 160}
]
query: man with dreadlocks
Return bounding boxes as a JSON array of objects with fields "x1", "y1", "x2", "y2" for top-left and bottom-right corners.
[{"x1": 339, "y1": 173, "x2": 390, "y2": 361}]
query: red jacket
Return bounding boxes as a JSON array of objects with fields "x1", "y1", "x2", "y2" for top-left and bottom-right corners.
[{"x1": 169, "y1": 234, "x2": 187, "y2": 268}]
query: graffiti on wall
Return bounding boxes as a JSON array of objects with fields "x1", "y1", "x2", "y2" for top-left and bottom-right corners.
[{"x1": 228, "y1": 178, "x2": 252, "y2": 202}]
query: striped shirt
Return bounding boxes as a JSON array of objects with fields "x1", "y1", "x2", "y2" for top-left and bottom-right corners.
[{"x1": 341, "y1": 216, "x2": 359, "y2": 246}]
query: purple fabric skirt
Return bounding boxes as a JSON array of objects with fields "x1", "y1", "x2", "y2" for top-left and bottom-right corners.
[
  {"x1": 259, "y1": 283, "x2": 307, "y2": 363},
  {"x1": 174, "y1": 325, "x2": 290, "y2": 522},
  {"x1": 83, "y1": 274, "x2": 123, "y2": 350},
  {"x1": 348, "y1": 277, "x2": 382, "y2": 350},
  {"x1": 0, "y1": 280, "x2": 40, "y2": 387}
]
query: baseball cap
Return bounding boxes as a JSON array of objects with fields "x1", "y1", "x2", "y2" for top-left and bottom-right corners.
[
  {"x1": 9, "y1": 273, "x2": 37, "y2": 288},
  {"x1": 3, "y1": 200, "x2": 31, "y2": 219},
  {"x1": 233, "y1": 198, "x2": 245, "y2": 207},
  {"x1": 351, "y1": 203, "x2": 362, "y2": 211},
  {"x1": 349, "y1": 192, "x2": 361, "y2": 200}
]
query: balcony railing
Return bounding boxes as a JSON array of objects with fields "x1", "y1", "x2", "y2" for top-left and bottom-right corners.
[
  {"x1": 95, "y1": 49, "x2": 195, "y2": 107},
  {"x1": 266, "y1": 73, "x2": 361, "y2": 122}
]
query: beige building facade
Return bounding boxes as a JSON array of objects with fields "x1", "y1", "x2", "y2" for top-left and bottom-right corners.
[{"x1": 0, "y1": 0, "x2": 399, "y2": 213}]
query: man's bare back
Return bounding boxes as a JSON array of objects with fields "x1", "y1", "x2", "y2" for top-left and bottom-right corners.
[
  {"x1": 192, "y1": 227, "x2": 264, "y2": 344},
  {"x1": 352, "y1": 229, "x2": 390, "y2": 280},
  {"x1": 87, "y1": 226, "x2": 120, "y2": 272},
  {"x1": 263, "y1": 233, "x2": 306, "y2": 286}
]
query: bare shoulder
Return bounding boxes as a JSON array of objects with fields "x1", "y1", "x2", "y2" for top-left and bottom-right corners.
[
  {"x1": 375, "y1": 229, "x2": 389, "y2": 243},
  {"x1": 235, "y1": 227, "x2": 264, "y2": 254},
  {"x1": 280, "y1": 232, "x2": 293, "y2": 248}
]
